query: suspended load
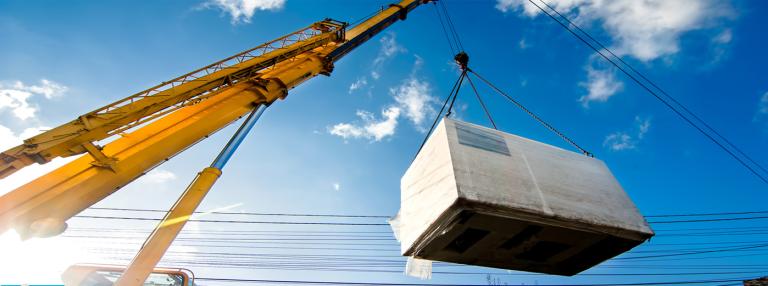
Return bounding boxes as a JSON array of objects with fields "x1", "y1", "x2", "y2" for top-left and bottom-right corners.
[{"x1": 395, "y1": 118, "x2": 654, "y2": 276}]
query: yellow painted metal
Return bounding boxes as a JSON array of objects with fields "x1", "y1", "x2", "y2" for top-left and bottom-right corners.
[
  {"x1": 0, "y1": 40, "x2": 331, "y2": 239},
  {"x1": 0, "y1": 1, "x2": 432, "y2": 282},
  {"x1": 0, "y1": 19, "x2": 344, "y2": 179},
  {"x1": 113, "y1": 167, "x2": 221, "y2": 286},
  {"x1": 0, "y1": 82, "x2": 261, "y2": 238},
  {"x1": 344, "y1": 0, "x2": 420, "y2": 40}
]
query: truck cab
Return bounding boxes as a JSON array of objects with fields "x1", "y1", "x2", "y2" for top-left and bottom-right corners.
[{"x1": 61, "y1": 264, "x2": 194, "y2": 286}]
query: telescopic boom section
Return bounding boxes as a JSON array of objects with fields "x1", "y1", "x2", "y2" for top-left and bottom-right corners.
[
  {"x1": 0, "y1": 20, "x2": 345, "y2": 179},
  {"x1": 0, "y1": 0, "x2": 431, "y2": 239}
]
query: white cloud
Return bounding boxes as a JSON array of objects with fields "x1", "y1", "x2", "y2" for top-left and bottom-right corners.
[
  {"x1": 329, "y1": 74, "x2": 437, "y2": 142},
  {"x1": 371, "y1": 33, "x2": 406, "y2": 79},
  {"x1": 378, "y1": 33, "x2": 406, "y2": 60},
  {"x1": 498, "y1": 0, "x2": 732, "y2": 106},
  {"x1": 328, "y1": 107, "x2": 401, "y2": 142},
  {"x1": 0, "y1": 79, "x2": 67, "y2": 120},
  {"x1": 604, "y1": 132, "x2": 635, "y2": 151},
  {"x1": 205, "y1": 0, "x2": 285, "y2": 24},
  {"x1": 756, "y1": 92, "x2": 768, "y2": 126},
  {"x1": 348, "y1": 77, "x2": 368, "y2": 94},
  {"x1": 20, "y1": 79, "x2": 67, "y2": 99},
  {"x1": 0, "y1": 125, "x2": 16, "y2": 150},
  {"x1": 518, "y1": 38, "x2": 529, "y2": 50},
  {"x1": 0, "y1": 80, "x2": 69, "y2": 196},
  {"x1": 392, "y1": 78, "x2": 435, "y2": 127},
  {"x1": 0, "y1": 89, "x2": 35, "y2": 120},
  {"x1": 579, "y1": 63, "x2": 623, "y2": 107},
  {"x1": 142, "y1": 169, "x2": 177, "y2": 183},
  {"x1": 714, "y1": 28, "x2": 732, "y2": 44},
  {"x1": 0, "y1": 125, "x2": 74, "y2": 196},
  {"x1": 0, "y1": 125, "x2": 50, "y2": 151},
  {"x1": 637, "y1": 117, "x2": 651, "y2": 139},
  {"x1": 333, "y1": 183, "x2": 340, "y2": 191},
  {"x1": 604, "y1": 116, "x2": 652, "y2": 151},
  {"x1": 496, "y1": 0, "x2": 733, "y2": 61}
]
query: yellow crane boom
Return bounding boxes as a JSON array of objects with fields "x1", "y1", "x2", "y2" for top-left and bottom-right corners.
[
  {"x1": 0, "y1": 20, "x2": 345, "y2": 178},
  {"x1": 0, "y1": 0, "x2": 431, "y2": 244}
]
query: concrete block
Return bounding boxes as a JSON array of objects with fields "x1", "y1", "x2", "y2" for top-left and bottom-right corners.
[{"x1": 398, "y1": 118, "x2": 654, "y2": 276}]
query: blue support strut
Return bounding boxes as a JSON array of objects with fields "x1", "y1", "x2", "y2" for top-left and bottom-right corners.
[{"x1": 210, "y1": 104, "x2": 268, "y2": 170}]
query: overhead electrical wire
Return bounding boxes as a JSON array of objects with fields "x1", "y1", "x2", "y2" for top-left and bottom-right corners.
[
  {"x1": 533, "y1": 0, "x2": 768, "y2": 181},
  {"x1": 77, "y1": 256, "x2": 768, "y2": 277},
  {"x1": 98, "y1": 247, "x2": 768, "y2": 276},
  {"x1": 75, "y1": 209, "x2": 768, "y2": 224},
  {"x1": 71, "y1": 215, "x2": 390, "y2": 226},
  {"x1": 62, "y1": 227, "x2": 768, "y2": 262},
  {"x1": 88, "y1": 207, "x2": 390, "y2": 218},
  {"x1": 68, "y1": 224, "x2": 768, "y2": 235},
  {"x1": 615, "y1": 243, "x2": 768, "y2": 260},
  {"x1": 73, "y1": 243, "x2": 768, "y2": 279},
  {"x1": 191, "y1": 276, "x2": 763, "y2": 286},
  {"x1": 74, "y1": 246, "x2": 768, "y2": 277},
  {"x1": 527, "y1": 0, "x2": 768, "y2": 184},
  {"x1": 72, "y1": 213, "x2": 768, "y2": 225},
  {"x1": 648, "y1": 215, "x2": 768, "y2": 224},
  {"x1": 85, "y1": 206, "x2": 768, "y2": 220},
  {"x1": 68, "y1": 200, "x2": 768, "y2": 277},
  {"x1": 65, "y1": 237, "x2": 768, "y2": 259},
  {"x1": 647, "y1": 210, "x2": 768, "y2": 218}
]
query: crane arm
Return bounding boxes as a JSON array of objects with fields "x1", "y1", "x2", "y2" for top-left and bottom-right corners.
[
  {"x1": 0, "y1": 0, "x2": 431, "y2": 240},
  {"x1": 0, "y1": 19, "x2": 345, "y2": 179}
]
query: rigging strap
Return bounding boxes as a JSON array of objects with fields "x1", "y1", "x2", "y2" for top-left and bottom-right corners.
[{"x1": 468, "y1": 68, "x2": 593, "y2": 157}]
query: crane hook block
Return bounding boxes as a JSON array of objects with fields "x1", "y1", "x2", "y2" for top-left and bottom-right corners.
[{"x1": 454, "y1": 52, "x2": 469, "y2": 71}]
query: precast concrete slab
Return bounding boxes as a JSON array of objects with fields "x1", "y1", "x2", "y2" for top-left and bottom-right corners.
[{"x1": 397, "y1": 118, "x2": 654, "y2": 276}]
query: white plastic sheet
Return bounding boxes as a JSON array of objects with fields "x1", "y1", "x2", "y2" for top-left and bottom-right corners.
[{"x1": 405, "y1": 257, "x2": 433, "y2": 279}]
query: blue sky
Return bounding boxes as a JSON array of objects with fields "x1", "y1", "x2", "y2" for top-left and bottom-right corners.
[{"x1": 1, "y1": 0, "x2": 767, "y2": 285}]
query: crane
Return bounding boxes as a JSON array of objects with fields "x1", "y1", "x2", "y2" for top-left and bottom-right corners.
[{"x1": 0, "y1": 0, "x2": 434, "y2": 284}]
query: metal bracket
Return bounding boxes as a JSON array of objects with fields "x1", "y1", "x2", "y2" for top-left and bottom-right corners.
[
  {"x1": 82, "y1": 142, "x2": 118, "y2": 172},
  {"x1": 389, "y1": 4, "x2": 408, "y2": 20}
]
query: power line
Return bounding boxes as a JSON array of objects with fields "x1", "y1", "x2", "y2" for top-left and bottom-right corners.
[
  {"x1": 648, "y1": 216, "x2": 768, "y2": 224},
  {"x1": 87, "y1": 206, "x2": 768, "y2": 220},
  {"x1": 647, "y1": 210, "x2": 768, "y2": 218},
  {"x1": 76, "y1": 249, "x2": 768, "y2": 277},
  {"x1": 533, "y1": 0, "x2": 768, "y2": 181},
  {"x1": 69, "y1": 225, "x2": 768, "y2": 236},
  {"x1": 88, "y1": 207, "x2": 390, "y2": 218},
  {"x1": 72, "y1": 215, "x2": 390, "y2": 226},
  {"x1": 192, "y1": 277, "x2": 760, "y2": 286},
  {"x1": 617, "y1": 252, "x2": 768, "y2": 262},
  {"x1": 73, "y1": 213, "x2": 768, "y2": 225},
  {"x1": 526, "y1": 0, "x2": 768, "y2": 184}
]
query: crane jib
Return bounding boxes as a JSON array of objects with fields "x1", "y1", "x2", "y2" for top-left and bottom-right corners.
[{"x1": 326, "y1": 0, "x2": 422, "y2": 63}]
